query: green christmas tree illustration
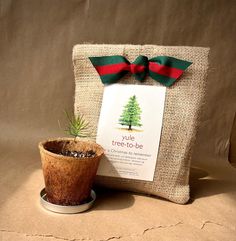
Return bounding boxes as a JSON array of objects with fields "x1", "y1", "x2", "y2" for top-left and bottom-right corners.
[{"x1": 118, "y1": 95, "x2": 142, "y2": 131}]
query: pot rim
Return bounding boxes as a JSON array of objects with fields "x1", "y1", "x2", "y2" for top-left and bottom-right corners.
[{"x1": 38, "y1": 137, "x2": 104, "y2": 160}]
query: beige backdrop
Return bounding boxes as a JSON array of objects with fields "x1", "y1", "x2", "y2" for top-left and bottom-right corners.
[
  {"x1": 0, "y1": 1, "x2": 236, "y2": 241},
  {"x1": 0, "y1": 0, "x2": 235, "y2": 169}
]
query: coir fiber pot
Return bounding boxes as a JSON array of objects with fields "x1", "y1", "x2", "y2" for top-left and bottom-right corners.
[{"x1": 38, "y1": 138, "x2": 104, "y2": 206}]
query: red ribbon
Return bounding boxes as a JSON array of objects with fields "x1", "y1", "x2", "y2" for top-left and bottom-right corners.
[{"x1": 89, "y1": 55, "x2": 192, "y2": 87}]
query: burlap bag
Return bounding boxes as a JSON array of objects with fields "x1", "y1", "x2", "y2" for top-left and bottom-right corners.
[{"x1": 72, "y1": 44, "x2": 209, "y2": 204}]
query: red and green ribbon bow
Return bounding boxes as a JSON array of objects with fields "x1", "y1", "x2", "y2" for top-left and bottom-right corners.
[{"x1": 89, "y1": 55, "x2": 192, "y2": 87}]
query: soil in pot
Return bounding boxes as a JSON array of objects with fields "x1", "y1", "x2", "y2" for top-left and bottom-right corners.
[{"x1": 48, "y1": 148, "x2": 96, "y2": 158}]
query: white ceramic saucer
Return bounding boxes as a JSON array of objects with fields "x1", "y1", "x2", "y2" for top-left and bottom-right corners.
[{"x1": 40, "y1": 188, "x2": 96, "y2": 214}]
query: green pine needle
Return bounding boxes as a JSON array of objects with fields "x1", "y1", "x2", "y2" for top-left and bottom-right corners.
[{"x1": 64, "y1": 111, "x2": 93, "y2": 139}]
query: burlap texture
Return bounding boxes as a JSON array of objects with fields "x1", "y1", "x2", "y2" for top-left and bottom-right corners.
[{"x1": 72, "y1": 44, "x2": 209, "y2": 204}]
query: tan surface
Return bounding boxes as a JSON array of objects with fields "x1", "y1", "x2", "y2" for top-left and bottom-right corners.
[
  {"x1": 0, "y1": 1, "x2": 236, "y2": 241},
  {"x1": 0, "y1": 150, "x2": 236, "y2": 241}
]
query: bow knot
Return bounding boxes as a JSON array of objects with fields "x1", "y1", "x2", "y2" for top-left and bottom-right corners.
[
  {"x1": 130, "y1": 55, "x2": 148, "y2": 81},
  {"x1": 89, "y1": 55, "x2": 192, "y2": 87}
]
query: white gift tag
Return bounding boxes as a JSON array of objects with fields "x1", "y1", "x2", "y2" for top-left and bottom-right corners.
[{"x1": 96, "y1": 84, "x2": 166, "y2": 181}]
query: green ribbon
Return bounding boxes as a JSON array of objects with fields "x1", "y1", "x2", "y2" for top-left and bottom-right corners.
[{"x1": 89, "y1": 55, "x2": 192, "y2": 87}]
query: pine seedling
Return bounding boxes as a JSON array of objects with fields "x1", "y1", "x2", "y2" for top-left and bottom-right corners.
[{"x1": 64, "y1": 111, "x2": 93, "y2": 140}]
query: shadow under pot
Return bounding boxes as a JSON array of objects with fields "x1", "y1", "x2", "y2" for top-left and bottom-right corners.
[{"x1": 38, "y1": 138, "x2": 104, "y2": 206}]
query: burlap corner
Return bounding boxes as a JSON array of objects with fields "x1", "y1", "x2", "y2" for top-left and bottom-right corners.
[{"x1": 72, "y1": 44, "x2": 209, "y2": 204}]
